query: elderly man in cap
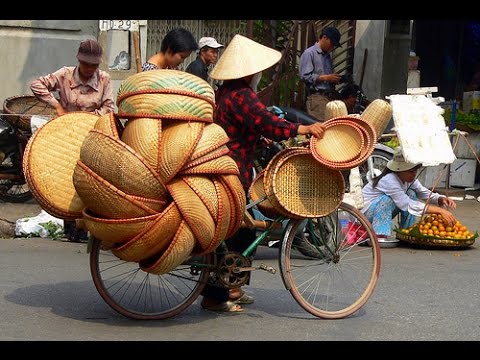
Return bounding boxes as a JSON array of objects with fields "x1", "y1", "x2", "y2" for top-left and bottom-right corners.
[
  {"x1": 31, "y1": 38, "x2": 115, "y2": 242},
  {"x1": 186, "y1": 36, "x2": 224, "y2": 82},
  {"x1": 199, "y1": 34, "x2": 326, "y2": 313},
  {"x1": 31, "y1": 38, "x2": 115, "y2": 116},
  {"x1": 299, "y1": 26, "x2": 343, "y2": 122}
]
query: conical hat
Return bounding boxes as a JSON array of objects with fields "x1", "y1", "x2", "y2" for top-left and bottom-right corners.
[{"x1": 209, "y1": 34, "x2": 282, "y2": 80}]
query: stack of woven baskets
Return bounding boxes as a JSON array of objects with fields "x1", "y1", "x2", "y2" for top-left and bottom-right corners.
[
  {"x1": 250, "y1": 99, "x2": 392, "y2": 219},
  {"x1": 23, "y1": 69, "x2": 246, "y2": 274}
]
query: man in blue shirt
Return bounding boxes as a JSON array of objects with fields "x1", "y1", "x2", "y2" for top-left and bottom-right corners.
[{"x1": 299, "y1": 27, "x2": 342, "y2": 122}]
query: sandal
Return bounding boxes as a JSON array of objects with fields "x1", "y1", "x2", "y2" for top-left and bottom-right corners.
[
  {"x1": 231, "y1": 293, "x2": 254, "y2": 305},
  {"x1": 201, "y1": 300, "x2": 244, "y2": 313}
]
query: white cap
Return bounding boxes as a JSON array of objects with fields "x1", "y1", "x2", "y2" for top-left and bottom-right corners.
[{"x1": 198, "y1": 37, "x2": 224, "y2": 49}]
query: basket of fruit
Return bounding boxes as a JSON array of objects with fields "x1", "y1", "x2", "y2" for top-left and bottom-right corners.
[{"x1": 394, "y1": 213, "x2": 478, "y2": 248}]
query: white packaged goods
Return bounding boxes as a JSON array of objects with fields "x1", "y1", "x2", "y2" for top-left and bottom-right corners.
[{"x1": 389, "y1": 94, "x2": 456, "y2": 166}]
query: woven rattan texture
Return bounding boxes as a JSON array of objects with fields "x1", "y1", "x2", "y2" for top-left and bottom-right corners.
[
  {"x1": 24, "y1": 69, "x2": 246, "y2": 274},
  {"x1": 311, "y1": 116, "x2": 377, "y2": 170},
  {"x1": 3, "y1": 95, "x2": 57, "y2": 131},
  {"x1": 395, "y1": 231, "x2": 475, "y2": 248},
  {"x1": 311, "y1": 120, "x2": 364, "y2": 163},
  {"x1": 271, "y1": 150, "x2": 345, "y2": 218},
  {"x1": 249, "y1": 170, "x2": 280, "y2": 219},
  {"x1": 23, "y1": 112, "x2": 99, "y2": 219},
  {"x1": 360, "y1": 99, "x2": 393, "y2": 139}
]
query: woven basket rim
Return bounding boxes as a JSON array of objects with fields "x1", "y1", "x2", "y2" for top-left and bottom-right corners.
[
  {"x1": 248, "y1": 170, "x2": 279, "y2": 219},
  {"x1": 264, "y1": 147, "x2": 308, "y2": 218},
  {"x1": 3, "y1": 95, "x2": 57, "y2": 130},
  {"x1": 310, "y1": 120, "x2": 364, "y2": 163},
  {"x1": 394, "y1": 229, "x2": 476, "y2": 248},
  {"x1": 310, "y1": 117, "x2": 377, "y2": 170}
]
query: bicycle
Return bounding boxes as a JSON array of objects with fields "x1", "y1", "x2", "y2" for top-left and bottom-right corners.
[{"x1": 89, "y1": 199, "x2": 380, "y2": 320}]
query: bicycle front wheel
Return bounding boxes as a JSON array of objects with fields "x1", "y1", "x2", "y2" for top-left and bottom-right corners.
[
  {"x1": 89, "y1": 238, "x2": 213, "y2": 320},
  {"x1": 279, "y1": 202, "x2": 380, "y2": 319}
]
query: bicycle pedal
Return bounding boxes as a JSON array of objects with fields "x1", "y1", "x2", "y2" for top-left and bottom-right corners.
[
  {"x1": 233, "y1": 264, "x2": 277, "y2": 274},
  {"x1": 259, "y1": 263, "x2": 276, "y2": 274}
]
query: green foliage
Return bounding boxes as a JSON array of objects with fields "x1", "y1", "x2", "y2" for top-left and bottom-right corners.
[
  {"x1": 39, "y1": 221, "x2": 64, "y2": 240},
  {"x1": 443, "y1": 109, "x2": 480, "y2": 129}
]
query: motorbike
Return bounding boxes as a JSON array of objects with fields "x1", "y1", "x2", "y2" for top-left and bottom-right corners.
[{"x1": 0, "y1": 116, "x2": 33, "y2": 203}]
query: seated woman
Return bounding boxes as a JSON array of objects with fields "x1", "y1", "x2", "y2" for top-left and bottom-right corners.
[{"x1": 361, "y1": 147, "x2": 457, "y2": 241}]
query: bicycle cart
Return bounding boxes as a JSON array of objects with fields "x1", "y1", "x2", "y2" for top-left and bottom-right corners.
[
  {"x1": 89, "y1": 197, "x2": 380, "y2": 320},
  {"x1": 0, "y1": 95, "x2": 55, "y2": 202}
]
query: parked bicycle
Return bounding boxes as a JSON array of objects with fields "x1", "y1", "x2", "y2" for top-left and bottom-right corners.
[
  {"x1": 0, "y1": 95, "x2": 55, "y2": 203},
  {"x1": 88, "y1": 134, "x2": 381, "y2": 320}
]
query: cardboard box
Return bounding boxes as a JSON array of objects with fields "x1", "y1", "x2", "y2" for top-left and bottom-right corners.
[
  {"x1": 462, "y1": 91, "x2": 480, "y2": 113},
  {"x1": 419, "y1": 158, "x2": 477, "y2": 188}
]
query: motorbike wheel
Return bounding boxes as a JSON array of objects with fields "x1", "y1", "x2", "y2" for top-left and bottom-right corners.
[
  {"x1": 358, "y1": 149, "x2": 393, "y2": 186},
  {"x1": 0, "y1": 149, "x2": 32, "y2": 203}
]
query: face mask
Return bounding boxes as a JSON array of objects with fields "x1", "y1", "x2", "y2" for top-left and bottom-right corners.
[{"x1": 250, "y1": 72, "x2": 262, "y2": 93}]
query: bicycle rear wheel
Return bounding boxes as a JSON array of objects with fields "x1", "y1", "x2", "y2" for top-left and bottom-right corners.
[
  {"x1": 89, "y1": 238, "x2": 213, "y2": 320},
  {"x1": 279, "y1": 202, "x2": 380, "y2": 319}
]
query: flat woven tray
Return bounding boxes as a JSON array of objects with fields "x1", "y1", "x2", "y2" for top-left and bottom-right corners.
[
  {"x1": 394, "y1": 229, "x2": 477, "y2": 248},
  {"x1": 3, "y1": 95, "x2": 56, "y2": 131}
]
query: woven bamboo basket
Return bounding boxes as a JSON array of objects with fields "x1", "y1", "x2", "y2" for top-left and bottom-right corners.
[
  {"x1": 311, "y1": 116, "x2": 377, "y2": 170},
  {"x1": 249, "y1": 170, "x2": 280, "y2": 219},
  {"x1": 360, "y1": 99, "x2": 393, "y2": 139},
  {"x1": 218, "y1": 174, "x2": 247, "y2": 239},
  {"x1": 80, "y1": 129, "x2": 167, "y2": 199},
  {"x1": 139, "y1": 220, "x2": 196, "y2": 275},
  {"x1": 310, "y1": 119, "x2": 364, "y2": 163},
  {"x1": 191, "y1": 177, "x2": 233, "y2": 256},
  {"x1": 333, "y1": 116, "x2": 376, "y2": 161},
  {"x1": 23, "y1": 112, "x2": 99, "y2": 219},
  {"x1": 167, "y1": 176, "x2": 217, "y2": 251},
  {"x1": 263, "y1": 147, "x2": 345, "y2": 219},
  {"x1": 270, "y1": 148, "x2": 345, "y2": 218},
  {"x1": 3, "y1": 95, "x2": 57, "y2": 131},
  {"x1": 394, "y1": 228, "x2": 477, "y2": 249},
  {"x1": 73, "y1": 160, "x2": 165, "y2": 218},
  {"x1": 116, "y1": 69, "x2": 215, "y2": 122},
  {"x1": 82, "y1": 208, "x2": 162, "y2": 247},
  {"x1": 264, "y1": 147, "x2": 305, "y2": 218},
  {"x1": 111, "y1": 202, "x2": 183, "y2": 262}
]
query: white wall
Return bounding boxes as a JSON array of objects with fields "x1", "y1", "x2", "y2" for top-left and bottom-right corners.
[{"x1": 0, "y1": 20, "x2": 99, "y2": 106}]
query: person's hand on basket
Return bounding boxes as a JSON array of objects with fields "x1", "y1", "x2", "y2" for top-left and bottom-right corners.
[{"x1": 298, "y1": 122, "x2": 326, "y2": 139}]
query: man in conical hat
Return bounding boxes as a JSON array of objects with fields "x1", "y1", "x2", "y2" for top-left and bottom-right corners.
[{"x1": 201, "y1": 34, "x2": 326, "y2": 313}]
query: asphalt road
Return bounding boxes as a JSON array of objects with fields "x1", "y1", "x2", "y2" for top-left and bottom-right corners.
[{"x1": 1, "y1": 195, "x2": 480, "y2": 342}]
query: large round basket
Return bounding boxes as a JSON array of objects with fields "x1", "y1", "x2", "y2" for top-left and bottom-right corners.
[
  {"x1": 394, "y1": 229, "x2": 476, "y2": 249},
  {"x1": 264, "y1": 147, "x2": 345, "y2": 219},
  {"x1": 3, "y1": 95, "x2": 56, "y2": 131}
]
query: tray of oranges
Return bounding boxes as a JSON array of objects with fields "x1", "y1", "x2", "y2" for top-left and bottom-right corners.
[{"x1": 394, "y1": 213, "x2": 478, "y2": 248}]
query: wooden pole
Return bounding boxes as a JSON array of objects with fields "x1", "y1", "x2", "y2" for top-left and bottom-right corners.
[{"x1": 133, "y1": 31, "x2": 142, "y2": 73}]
